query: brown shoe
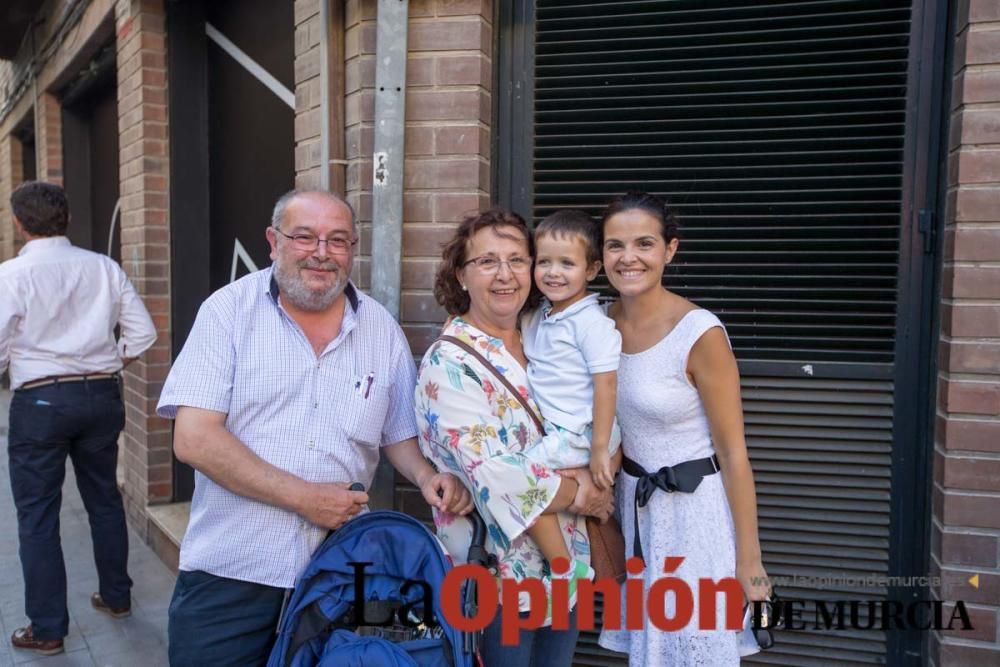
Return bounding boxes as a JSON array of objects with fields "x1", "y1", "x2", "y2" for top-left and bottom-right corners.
[
  {"x1": 10, "y1": 625, "x2": 64, "y2": 656},
  {"x1": 90, "y1": 593, "x2": 131, "y2": 619}
]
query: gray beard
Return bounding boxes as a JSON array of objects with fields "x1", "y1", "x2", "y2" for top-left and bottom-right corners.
[{"x1": 274, "y1": 260, "x2": 348, "y2": 312}]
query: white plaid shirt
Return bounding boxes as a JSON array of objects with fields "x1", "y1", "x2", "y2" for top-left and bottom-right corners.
[{"x1": 157, "y1": 268, "x2": 418, "y2": 588}]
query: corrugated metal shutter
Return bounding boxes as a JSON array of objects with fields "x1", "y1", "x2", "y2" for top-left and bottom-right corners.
[
  {"x1": 740, "y1": 376, "x2": 892, "y2": 665},
  {"x1": 522, "y1": 1, "x2": 912, "y2": 664}
]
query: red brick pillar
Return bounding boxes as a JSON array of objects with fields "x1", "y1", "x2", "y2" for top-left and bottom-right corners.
[
  {"x1": 35, "y1": 93, "x2": 62, "y2": 186},
  {"x1": 931, "y1": 1, "x2": 1000, "y2": 664},
  {"x1": 344, "y1": 0, "x2": 492, "y2": 335},
  {"x1": 294, "y1": 0, "x2": 323, "y2": 189},
  {"x1": 344, "y1": 0, "x2": 376, "y2": 289},
  {"x1": 115, "y1": 0, "x2": 173, "y2": 537},
  {"x1": 340, "y1": 0, "x2": 492, "y2": 511},
  {"x1": 0, "y1": 134, "x2": 25, "y2": 260},
  {"x1": 400, "y1": 0, "x2": 492, "y2": 354}
]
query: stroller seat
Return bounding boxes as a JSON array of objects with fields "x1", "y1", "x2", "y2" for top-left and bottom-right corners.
[{"x1": 267, "y1": 510, "x2": 493, "y2": 667}]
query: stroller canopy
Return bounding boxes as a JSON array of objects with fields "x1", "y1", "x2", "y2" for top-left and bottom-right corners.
[{"x1": 268, "y1": 511, "x2": 472, "y2": 667}]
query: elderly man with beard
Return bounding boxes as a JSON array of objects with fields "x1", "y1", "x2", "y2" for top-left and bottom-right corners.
[{"x1": 156, "y1": 190, "x2": 473, "y2": 666}]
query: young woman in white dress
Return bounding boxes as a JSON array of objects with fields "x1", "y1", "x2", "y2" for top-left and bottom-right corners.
[{"x1": 597, "y1": 192, "x2": 771, "y2": 666}]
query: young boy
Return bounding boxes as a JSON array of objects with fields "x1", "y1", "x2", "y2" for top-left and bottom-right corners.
[{"x1": 522, "y1": 209, "x2": 622, "y2": 618}]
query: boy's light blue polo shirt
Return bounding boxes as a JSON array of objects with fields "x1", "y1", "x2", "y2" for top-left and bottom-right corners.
[{"x1": 522, "y1": 292, "x2": 622, "y2": 433}]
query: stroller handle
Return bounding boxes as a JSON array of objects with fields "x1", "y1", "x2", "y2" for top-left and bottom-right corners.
[
  {"x1": 462, "y1": 510, "x2": 495, "y2": 656},
  {"x1": 465, "y1": 510, "x2": 495, "y2": 574},
  {"x1": 432, "y1": 487, "x2": 494, "y2": 574},
  {"x1": 467, "y1": 511, "x2": 487, "y2": 549}
]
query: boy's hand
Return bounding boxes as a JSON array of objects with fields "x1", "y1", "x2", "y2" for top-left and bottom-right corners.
[{"x1": 590, "y1": 449, "x2": 615, "y2": 490}]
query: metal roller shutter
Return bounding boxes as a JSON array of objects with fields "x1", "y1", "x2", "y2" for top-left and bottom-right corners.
[
  {"x1": 533, "y1": 0, "x2": 908, "y2": 366},
  {"x1": 741, "y1": 375, "x2": 892, "y2": 665},
  {"x1": 511, "y1": 0, "x2": 916, "y2": 664}
]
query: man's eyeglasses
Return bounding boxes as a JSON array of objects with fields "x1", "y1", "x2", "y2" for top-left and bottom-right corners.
[
  {"x1": 274, "y1": 229, "x2": 357, "y2": 254},
  {"x1": 462, "y1": 255, "x2": 531, "y2": 274}
]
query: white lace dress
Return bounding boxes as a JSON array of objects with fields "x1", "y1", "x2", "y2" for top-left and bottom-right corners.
[{"x1": 599, "y1": 309, "x2": 759, "y2": 666}]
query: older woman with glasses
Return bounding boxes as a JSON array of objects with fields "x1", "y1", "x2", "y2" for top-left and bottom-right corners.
[{"x1": 415, "y1": 208, "x2": 614, "y2": 666}]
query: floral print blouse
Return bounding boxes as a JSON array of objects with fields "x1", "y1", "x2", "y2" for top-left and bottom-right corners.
[{"x1": 415, "y1": 317, "x2": 590, "y2": 610}]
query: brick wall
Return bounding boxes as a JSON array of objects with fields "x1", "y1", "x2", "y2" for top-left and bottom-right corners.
[
  {"x1": 0, "y1": 0, "x2": 118, "y2": 264},
  {"x1": 0, "y1": 0, "x2": 171, "y2": 532},
  {"x1": 338, "y1": 0, "x2": 491, "y2": 512},
  {"x1": 0, "y1": 134, "x2": 24, "y2": 260},
  {"x1": 0, "y1": 61, "x2": 16, "y2": 106},
  {"x1": 0, "y1": 63, "x2": 22, "y2": 263},
  {"x1": 114, "y1": 0, "x2": 173, "y2": 538},
  {"x1": 931, "y1": 0, "x2": 1000, "y2": 664},
  {"x1": 343, "y1": 0, "x2": 375, "y2": 291},
  {"x1": 399, "y1": 0, "x2": 492, "y2": 356},
  {"x1": 294, "y1": 0, "x2": 324, "y2": 190},
  {"x1": 0, "y1": 0, "x2": 62, "y2": 125},
  {"x1": 338, "y1": 0, "x2": 491, "y2": 338},
  {"x1": 0, "y1": 57, "x2": 19, "y2": 263},
  {"x1": 35, "y1": 93, "x2": 62, "y2": 185}
]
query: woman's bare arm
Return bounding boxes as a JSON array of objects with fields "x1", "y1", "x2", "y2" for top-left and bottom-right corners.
[{"x1": 688, "y1": 328, "x2": 770, "y2": 601}]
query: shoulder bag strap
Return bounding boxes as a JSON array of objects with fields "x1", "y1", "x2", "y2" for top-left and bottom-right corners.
[{"x1": 437, "y1": 335, "x2": 545, "y2": 435}]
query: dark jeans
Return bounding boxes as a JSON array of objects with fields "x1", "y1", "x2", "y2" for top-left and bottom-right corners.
[
  {"x1": 480, "y1": 606, "x2": 580, "y2": 667},
  {"x1": 168, "y1": 570, "x2": 287, "y2": 667},
  {"x1": 8, "y1": 378, "x2": 131, "y2": 640}
]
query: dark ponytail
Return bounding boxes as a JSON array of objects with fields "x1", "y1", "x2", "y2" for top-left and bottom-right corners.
[{"x1": 600, "y1": 191, "x2": 679, "y2": 244}]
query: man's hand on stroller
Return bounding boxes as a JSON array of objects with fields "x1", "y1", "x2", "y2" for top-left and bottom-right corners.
[
  {"x1": 420, "y1": 473, "x2": 475, "y2": 516},
  {"x1": 296, "y1": 482, "x2": 369, "y2": 530}
]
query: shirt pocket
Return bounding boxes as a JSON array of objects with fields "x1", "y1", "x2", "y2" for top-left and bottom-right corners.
[{"x1": 337, "y1": 377, "x2": 390, "y2": 447}]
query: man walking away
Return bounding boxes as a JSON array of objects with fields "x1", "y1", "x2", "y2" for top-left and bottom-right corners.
[{"x1": 0, "y1": 181, "x2": 157, "y2": 656}]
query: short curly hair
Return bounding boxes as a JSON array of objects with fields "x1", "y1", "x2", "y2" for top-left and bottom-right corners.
[
  {"x1": 11, "y1": 181, "x2": 69, "y2": 237},
  {"x1": 434, "y1": 207, "x2": 541, "y2": 316}
]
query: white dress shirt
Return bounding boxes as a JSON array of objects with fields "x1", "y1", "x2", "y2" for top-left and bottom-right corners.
[
  {"x1": 0, "y1": 236, "x2": 157, "y2": 389},
  {"x1": 156, "y1": 268, "x2": 418, "y2": 588}
]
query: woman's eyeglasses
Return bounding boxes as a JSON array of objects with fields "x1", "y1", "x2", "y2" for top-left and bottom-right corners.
[{"x1": 462, "y1": 255, "x2": 532, "y2": 274}]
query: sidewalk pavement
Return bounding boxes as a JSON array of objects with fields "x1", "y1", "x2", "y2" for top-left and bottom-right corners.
[{"x1": 0, "y1": 391, "x2": 174, "y2": 666}]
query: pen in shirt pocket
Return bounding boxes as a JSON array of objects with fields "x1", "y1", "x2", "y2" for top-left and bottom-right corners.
[{"x1": 355, "y1": 372, "x2": 374, "y2": 399}]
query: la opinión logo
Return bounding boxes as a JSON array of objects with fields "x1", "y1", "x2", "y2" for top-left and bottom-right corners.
[
  {"x1": 350, "y1": 556, "x2": 746, "y2": 646},
  {"x1": 347, "y1": 557, "x2": 975, "y2": 646}
]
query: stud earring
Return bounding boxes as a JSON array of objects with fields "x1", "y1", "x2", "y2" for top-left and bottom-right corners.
[{"x1": 461, "y1": 284, "x2": 467, "y2": 291}]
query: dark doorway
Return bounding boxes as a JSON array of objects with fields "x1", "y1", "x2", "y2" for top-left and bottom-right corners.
[
  {"x1": 21, "y1": 134, "x2": 36, "y2": 182},
  {"x1": 61, "y1": 43, "x2": 120, "y2": 262},
  {"x1": 206, "y1": 0, "x2": 296, "y2": 289},
  {"x1": 13, "y1": 114, "x2": 36, "y2": 183},
  {"x1": 168, "y1": 0, "x2": 295, "y2": 501}
]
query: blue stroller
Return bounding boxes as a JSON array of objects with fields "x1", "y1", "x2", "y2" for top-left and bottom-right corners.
[{"x1": 267, "y1": 509, "x2": 495, "y2": 667}]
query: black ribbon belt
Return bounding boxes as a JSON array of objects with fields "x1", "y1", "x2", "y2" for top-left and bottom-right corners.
[{"x1": 621, "y1": 454, "x2": 721, "y2": 562}]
